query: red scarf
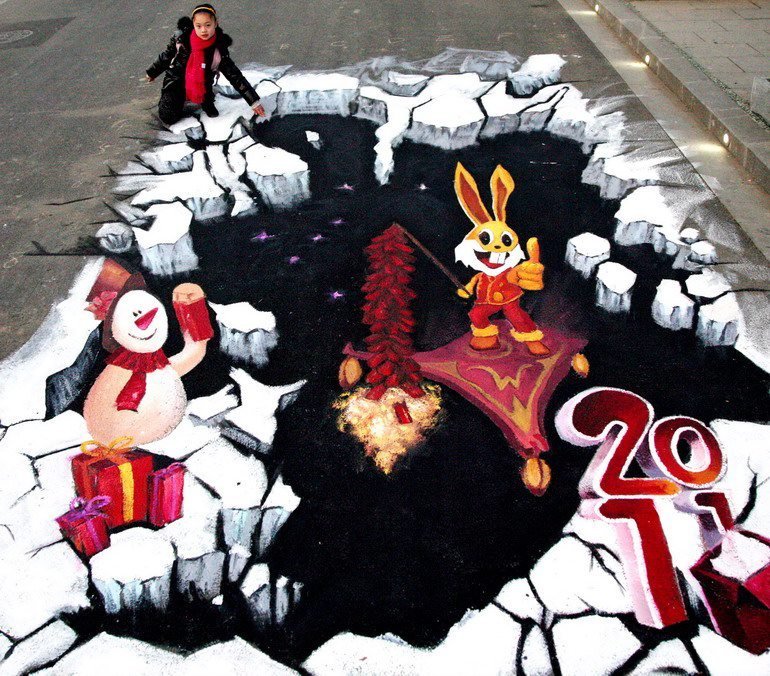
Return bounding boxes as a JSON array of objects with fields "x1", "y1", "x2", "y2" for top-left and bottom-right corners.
[
  {"x1": 185, "y1": 32, "x2": 216, "y2": 104},
  {"x1": 107, "y1": 347, "x2": 170, "y2": 412}
]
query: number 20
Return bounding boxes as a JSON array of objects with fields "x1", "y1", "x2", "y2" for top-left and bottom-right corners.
[{"x1": 555, "y1": 387, "x2": 726, "y2": 628}]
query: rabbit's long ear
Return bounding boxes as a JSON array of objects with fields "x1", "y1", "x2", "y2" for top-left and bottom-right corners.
[
  {"x1": 490, "y1": 165, "x2": 515, "y2": 223},
  {"x1": 455, "y1": 162, "x2": 492, "y2": 227}
]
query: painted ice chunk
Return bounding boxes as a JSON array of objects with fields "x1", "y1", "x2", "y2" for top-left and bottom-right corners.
[
  {"x1": 697, "y1": 293, "x2": 740, "y2": 346},
  {"x1": 0, "y1": 259, "x2": 102, "y2": 426},
  {"x1": 185, "y1": 437, "x2": 269, "y2": 510},
  {"x1": 680, "y1": 227, "x2": 700, "y2": 244},
  {"x1": 208, "y1": 301, "x2": 278, "y2": 365},
  {"x1": 40, "y1": 633, "x2": 183, "y2": 675},
  {"x1": 565, "y1": 232, "x2": 611, "y2": 278},
  {"x1": 222, "y1": 368, "x2": 306, "y2": 453},
  {"x1": 245, "y1": 144, "x2": 310, "y2": 211},
  {"x1": 596, "y1": 262, "x2": 636, "y2": 313},
  {"x1": 90, "y1": 528, "x2": 176, "y2": 614},
  {"x1": 614, "y1": 186, "x2": 669, "y2": 245},
  {"x1": 517, "y1": 84, "x2": 570, "y2": 132},
  {"x1": 168, "y1": 116, "x2": 204, "y2": 140},
  {"x1": 303, "y1": 605, "x2": 521, "y2": 675},
  {"x1": 406, "y1": 92, "x2": 485, "y2": 150},
  {"x1": 276, "y1": 73, "x2": 359, "y2": 116},
  {"x1": 95, "y1": 222, "x2": 135, "y2": 254},
  {"x1": 552, "y1": 616, "x2": 641, "y2": 676},
  {"x1": 547, "y1": 86, "x2": 624, "y2": 150},
  {"x1": 131, "y1": 151, "x2": 228, "y2": 220},
  {"x1": 420, "y1": 72, "x2": 494, "y2": 99},
  {"x1": 690, "y1": 240, "x2": 718, "y2": 265},
  {"x1": 184, "y1": 637, "x2": 299, "y2": 675},
  {"x1": 158, "y1": 476, "x2": 224, "y2": 601},
  {"x1": 226, "y1": 135, "x2": 256, "y2": 177},
  {"x1": 710, "y1": 419, "x2": 770, "y2": 537},
  {"x1": 0, "y1": 543, "x2": 89, "y2": 640},
  {"x1": 305, "y1": 130, "x2": 322, "y2": 149},
  {"x1": 0, "y1": 620, "x2": 77, "y2": 676},
  {"x1": 692, "y1": 625, "x2": 770, "y2": 676},
  {"x1": 205, "y1": 145, "x2": 257, "y2": 217},
  {"x1": 215, "y1": 64, "x2": 291, "y2": 97},
  {"x1": 652, "y1": 279, "x2": 695, "y2": 330},
  {"x1": 199, "y1": 96, "x2": 254, "y2": 143},
  {"x1": 509, "y1": 54, "x2": 566, "y2": 95},
  {"x1": 0, "y1": 410, "x2": 88, "y2": 459},
  {"x1": 226, "y1": 543, "x2": 252, "y2": 584},
  {"x1": 521, "y1": 625, "x2": 552, "y2": 676},
  {"x1": 107, "y1": 199, "x2": 149, "y2": 226},
  {"x1": 495, "y1": 578, "x2": 544, "y2": 623},
  {"x1": 530, "y1": 536, "x2": 631, "y2": 616},
  {"x1": 187, "y1": 384, "x2": 239, "y2": 423},
  {"x1": 254, "y1": 79, "x2": 282, "y2": 119},
  {"x1": 685, "y1": 270, "x2": 731, "y2": 300},
  {"x1": 258, "y1": 475, "x2": 301, "y2": 557},
  {"x1": 133, "y1": 202, "x2": 199, "y2": 277},
  {"x1": 384, "y1": 71, "x2": 429, "y2": 96},
  {"x1": 138, "y1": 142, "x2": 194, "y2": 174},
  {"x1": 241, "y1": 565, "x2": 302, "y2": 631}
]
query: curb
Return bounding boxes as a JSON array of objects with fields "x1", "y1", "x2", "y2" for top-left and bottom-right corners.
[{"x1": 586, "y1": 0, "x2": 770, "y2": 195}]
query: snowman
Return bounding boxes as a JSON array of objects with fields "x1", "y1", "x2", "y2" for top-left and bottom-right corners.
[{"x1": 83, "y1": 260, "x2": 212, "y2": 446}]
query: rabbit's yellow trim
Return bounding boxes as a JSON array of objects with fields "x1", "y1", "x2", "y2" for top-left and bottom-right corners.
[
  {"x1": 490, "y1": 165, "x2": 515, "y2": 223},
  {"x1": 455, "y1": 162, "x2": 493, "y2": 227},
  {"x1": 472, "y1": 324, "x2": 500, "y2": 337},
  {"x1": 511, "y1": 329, "x2": 544, "y2": 343}
]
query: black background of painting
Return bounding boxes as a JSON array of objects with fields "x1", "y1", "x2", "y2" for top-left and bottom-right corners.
[{"x1": 75, "y1": 115, "x2": 770, "y2": 662}]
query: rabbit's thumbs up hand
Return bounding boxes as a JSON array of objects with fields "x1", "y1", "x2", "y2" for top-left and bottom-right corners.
[{"x1": 516, "y1": 237, "x2": 544, "y2": 291}]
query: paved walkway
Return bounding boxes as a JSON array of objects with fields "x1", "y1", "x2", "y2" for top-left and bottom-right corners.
[{"x1": 631, "y1": 0, "x2": 770, "y2": 106}]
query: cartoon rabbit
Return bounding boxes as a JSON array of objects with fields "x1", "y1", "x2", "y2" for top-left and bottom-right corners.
[{"x1": 454, "y1": 162, "x2": 549, "y2": 356}]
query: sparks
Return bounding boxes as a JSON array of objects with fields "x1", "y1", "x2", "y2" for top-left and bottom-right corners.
[
  {"x1": 311, "y1": 234, "x2": 325, "y2": 242},
  {"x1": 334, "y1": 384, "x2": 442, "y2": 474},
  {"x1": 336, "y1": 183, "x2": 355, "y2": 191},
  {"x1": 288, "y1": 255, "x2": 301, "y2": 264},
  {"x1": 330, "y1": 218, "x2": 346, "y2": 225},
  {"x1": 417, "y1": 183, "x2": 429, "y2": 191},
  {"x1": 328, "y1": 290, "x2": 346, "y2": 301},
  {"x1": 251, "y1": 231, "x2": 274, "y2": 242}
]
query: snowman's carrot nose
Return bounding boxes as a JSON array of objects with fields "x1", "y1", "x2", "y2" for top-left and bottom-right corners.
[{"x1": 135, "y1": 307, "x2": 158, "y2": 330}]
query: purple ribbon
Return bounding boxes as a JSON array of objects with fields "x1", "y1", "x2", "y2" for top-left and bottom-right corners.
[
  {"x1": 154, "y1": 463, "x2": 185, "y2": 478},
  {"x1": 69, "y1": 495, "x2": 111, "y2": 516}
]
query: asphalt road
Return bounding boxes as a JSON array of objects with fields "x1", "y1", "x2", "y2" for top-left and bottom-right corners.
[{"x1": 0, "y1": 0, "x2": 626, "y2": 359}]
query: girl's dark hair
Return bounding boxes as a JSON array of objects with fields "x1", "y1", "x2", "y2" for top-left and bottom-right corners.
[{"x1": 191, "y1": 3, "x2": 217, "y2": 19}]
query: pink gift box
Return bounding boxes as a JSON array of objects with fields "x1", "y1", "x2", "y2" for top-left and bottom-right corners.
[
  {"x1": 148, "y1": 463, "x2": 185, "y2": 527},
  {"x1": 56, "y1": 496, "x2": 111, "y2": 558}
]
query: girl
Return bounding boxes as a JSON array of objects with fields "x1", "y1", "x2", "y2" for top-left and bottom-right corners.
[{"x1": 145, "y1": 4, "x2": 265, "y2": 125}]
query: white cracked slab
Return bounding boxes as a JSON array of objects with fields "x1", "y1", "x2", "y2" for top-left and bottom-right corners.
[
  {"x1": 552, "y1": 615, "x2": 641, "y2": 676},
  {"x1": 205, "y1": 145, "x2": 257, "y2": 217},
  {"x1": 187, "y1": 384, "x2": 240, "y2": 423},
  {"x1": 184, "y1": 636, "x2": 298, "y2": 675},
  {"x1": 276, "y1": 73, "x2": 359, "y2": 116},
  {"x1": 96, "y1": 222, "x2": 135, "y2": 254},
  {"x1": 185, "y1": 437, "x2": 269, "y2": 509},
  {"x1": 244, "y1": 144, "x2": 311, "y2": 211},
  {"x1": 139, "y1": 142, "x2": 194, "y2": 174},
  {"x1": 0, "y1": 542, "x2": 89, "y2": 640},
  {"x1": 142, "y1": 415, "x2": 220, "y2": 460},
  {"x1": 0, "y1": 620, "x2": 77, "y2": 676}
]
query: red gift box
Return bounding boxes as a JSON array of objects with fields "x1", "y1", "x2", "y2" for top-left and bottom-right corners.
[
  {"x1": 72, "y1": 438, "x2": 154, "y2": 528},
  {"x1": 148, "y1": 463, "x2": 185, "y2": 527},
  {"x1": 56, "y1": 496, "x2": 111, "y2": 558},
  {"x1": 691, "y1": 530, "x2": 770, "y2": 654},
  {"x1": 173, "y1": 285, "x2": 214, "y2": 342}
]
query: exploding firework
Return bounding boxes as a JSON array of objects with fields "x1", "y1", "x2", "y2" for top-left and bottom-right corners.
[{"x1": 334, "y1": 384, "x2": 443, "y2": 474}]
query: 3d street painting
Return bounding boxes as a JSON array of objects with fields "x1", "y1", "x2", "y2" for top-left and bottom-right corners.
[{"x1": 0, "y1": 48, "x2": 769, "y2": 674}]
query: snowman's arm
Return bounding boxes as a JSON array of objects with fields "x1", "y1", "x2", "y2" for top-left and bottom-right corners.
[{"x1": 169, "y1": 333, "x2": 209, "y2": 377}]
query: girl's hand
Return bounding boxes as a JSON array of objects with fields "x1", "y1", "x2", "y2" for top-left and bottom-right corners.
[
  {"x1": 145, "y1": 74, "x2": 155, "y2": 83},
  {"x1": 252, "y1": 102, "x2": 266, "y2": 117}
]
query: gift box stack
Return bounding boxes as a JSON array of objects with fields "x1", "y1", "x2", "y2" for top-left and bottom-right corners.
[
  {"x1": 691, "y1": 529, "x2": 770, "y2": 655},
  {"x1": 56, "y1": 438, "x2": 185, "y2": 558}
]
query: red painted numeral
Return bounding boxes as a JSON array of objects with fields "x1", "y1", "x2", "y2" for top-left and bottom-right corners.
[{"x1": 556, "y1": 387, "x2": 727, "y2": 629}]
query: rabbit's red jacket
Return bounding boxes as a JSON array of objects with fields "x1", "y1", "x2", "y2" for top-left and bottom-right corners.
[{"x1": 468, "y1": 272, "x2": 524, "y2": 305}]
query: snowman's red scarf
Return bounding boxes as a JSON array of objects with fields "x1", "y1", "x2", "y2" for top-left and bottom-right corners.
[{"x1": 107, "y1": 347, "x2": 170, "y2": 412}]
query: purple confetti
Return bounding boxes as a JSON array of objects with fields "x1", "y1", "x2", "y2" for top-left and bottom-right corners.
[
  {"x1": 330, "y1": 218, "x2": 346, "y2": 226},
  {"x1": 311, "y1": 234, "x2": 325, "y2": 242},
  {"x1": 336, "y1": 183, "x2": 355, "y2": 191},
  {"x1": 288, "y1": 255, "x2": 301, "y2": 265},
  {"x1": 251, "y1": 231, "x2": 275, "y2": 242},
  {"x1": 328, "y1": 290, "x2": 346, "y2": 301}
]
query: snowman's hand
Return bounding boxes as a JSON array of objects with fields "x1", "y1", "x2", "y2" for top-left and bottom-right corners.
[
  {"x1": 173, "y1": 283, "x2": 205, "y2": 303},
  {"x1": 169, "y1": 331, "x2": 209, "y2": 377}
]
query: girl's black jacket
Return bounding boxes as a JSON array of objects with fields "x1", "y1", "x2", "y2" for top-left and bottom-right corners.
[{"x1": 146, "y1": 17, "x2": 260, "y2": 106}]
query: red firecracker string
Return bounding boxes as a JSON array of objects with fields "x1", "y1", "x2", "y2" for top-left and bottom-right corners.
[{"x1": 362, "y1": 224, "x2": 425, "y2": 401}]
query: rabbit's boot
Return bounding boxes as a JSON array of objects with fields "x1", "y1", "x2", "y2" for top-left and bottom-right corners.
[
  {"x1": 525, "y1": 340, "x2": 550, "y2": 356},
  {"x1": 470, "y1": 324, "x2": 500, "y2": 351}
]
